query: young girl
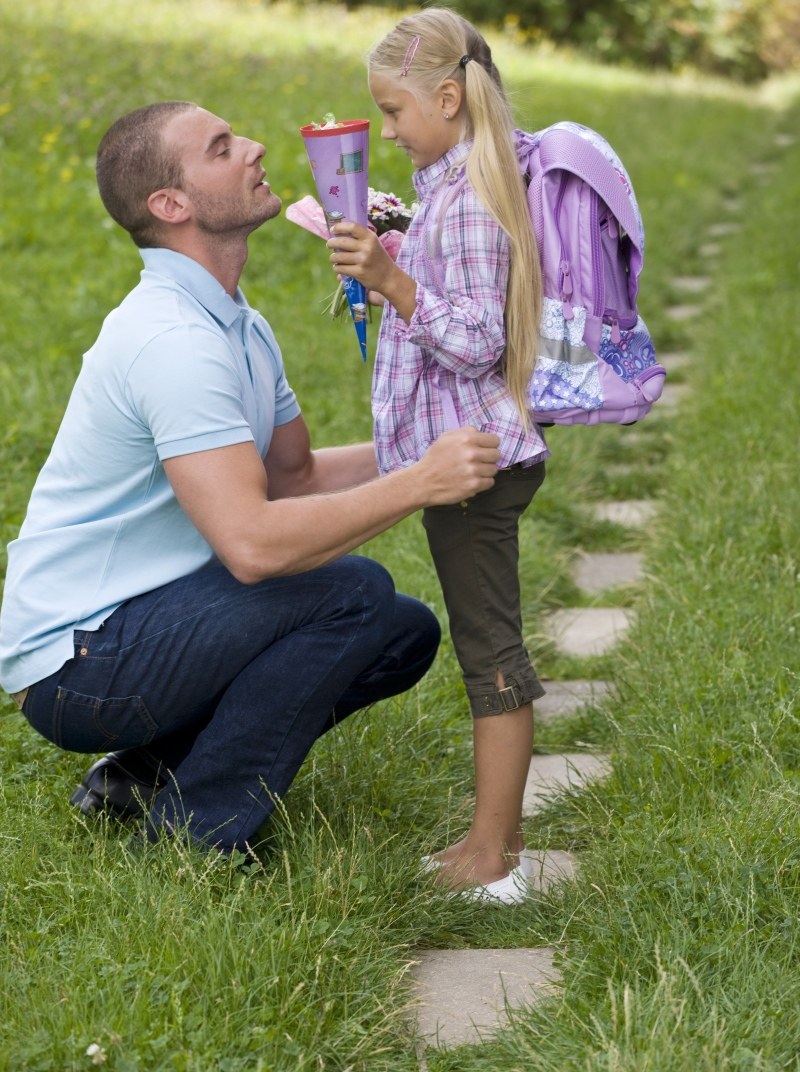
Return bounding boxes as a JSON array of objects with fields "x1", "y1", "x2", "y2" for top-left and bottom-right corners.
[{"x1": 328, "y1": 7, "x2": 548, "y2": 905}]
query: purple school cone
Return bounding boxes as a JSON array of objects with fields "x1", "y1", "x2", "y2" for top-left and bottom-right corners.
[{"x1": 300, "y1": 119, "x2": 370, "y2": 361}]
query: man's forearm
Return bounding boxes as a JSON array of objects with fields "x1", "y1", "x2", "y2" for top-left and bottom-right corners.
[
  {"x1": 237, "y1": 429, "x2": 500, "y2": 581},
  {"x1": 166, "y1": 428, "x2": 500, "y2": 586},
  {"x1": 297, "y1": 443, "x2": 379, "y2": 495},
  {"x1": 246, "y1": 463, "x2": 429, "y2": 580}
]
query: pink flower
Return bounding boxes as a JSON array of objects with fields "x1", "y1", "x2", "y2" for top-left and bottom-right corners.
[{"x1": 379, "y1": 229, "x2": 404, "y2": 262}]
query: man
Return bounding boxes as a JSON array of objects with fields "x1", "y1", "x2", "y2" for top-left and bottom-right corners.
[{"x1": 0, "y1": 101, "x2": 500, "y2": 855}]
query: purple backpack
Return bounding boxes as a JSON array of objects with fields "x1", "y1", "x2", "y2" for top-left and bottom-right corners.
[
  {"x1": 524, "y1": 122, "x2": 665, "y2": 425},
  {"x1": 429, "y1": 122, "x2": 666, "y2": 426}
]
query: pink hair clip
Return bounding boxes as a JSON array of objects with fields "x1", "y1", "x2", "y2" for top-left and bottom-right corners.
[{"x1": 400, "y1": 35, "x2": 420, "y2": 77}]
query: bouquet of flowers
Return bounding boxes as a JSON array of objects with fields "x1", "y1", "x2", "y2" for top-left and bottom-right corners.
[
  {"x1": 367, "y1": 187, "x2": 416, "y2": 237},
  {"x1": 286, "y1": 185, "x2": 416, "y2": 330},
  {"x1": 327, "y1": 187, "x2": 416, "y2": 321}
]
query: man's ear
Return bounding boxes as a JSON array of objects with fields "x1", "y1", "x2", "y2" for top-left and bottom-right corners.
[
  {"x1": 439, "y1": 78, "x2": 464, "y2": 118},
  {"x1": 147, "y1": 187, "x2": 191, "y2": 226}
]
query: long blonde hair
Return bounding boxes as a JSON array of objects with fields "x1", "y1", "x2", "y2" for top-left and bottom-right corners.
[{"x1": 369, "y1": 7, "x2": 541, "y2": 424}]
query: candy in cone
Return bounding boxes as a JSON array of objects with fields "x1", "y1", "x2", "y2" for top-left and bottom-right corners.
[{"x1": 300, "y1": 119, "x2": 370, "y2": 360}]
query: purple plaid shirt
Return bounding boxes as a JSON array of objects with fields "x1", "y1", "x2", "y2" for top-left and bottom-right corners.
[{"x1": 372, "y1": 133, "x2": 549, "y2": 474}]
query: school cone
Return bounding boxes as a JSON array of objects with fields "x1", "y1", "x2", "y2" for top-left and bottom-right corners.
[{"x1": 300, "y1": 119, "x2": 370, "y2": 361}]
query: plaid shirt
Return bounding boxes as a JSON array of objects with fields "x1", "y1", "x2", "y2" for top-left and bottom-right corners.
[{"x1": 372, "y1": 134, "x2": 549, "y2": 474}]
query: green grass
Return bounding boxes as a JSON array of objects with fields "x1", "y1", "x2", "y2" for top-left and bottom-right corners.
[{"x1": 2, "y1": 0, "x2": 800, "y2": 1068}]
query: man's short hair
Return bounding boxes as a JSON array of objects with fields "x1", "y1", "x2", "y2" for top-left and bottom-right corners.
[{"x1": 96, "y1": 101, "x2": 196, "y2": 248}]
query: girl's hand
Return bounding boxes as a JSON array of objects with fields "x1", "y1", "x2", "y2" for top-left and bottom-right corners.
[
  {"x1": 327, "y1": 222, "x2": 389, "y2": 290},
  {"x1": 328, "y1": 221, "x2": 417, "y2": 322}
]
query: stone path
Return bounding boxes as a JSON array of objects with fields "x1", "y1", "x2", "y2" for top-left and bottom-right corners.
[
  {"x1": 572, "y1": 551, "x2": 643, "y2": 592},
  {"x1": 411, "y1": 948, "x2": 559, "y2": 1050},
  {"x1": 409, "y1": 552, "x2": 640, "y2": 1052},
  {"x1": 592, "y1": 499, "x2": 656, "y2": 528},
  {"x1": 535, "y1": 678, "x2": 613, "y2": 722},
  {"x1": 523, "y1": 753, "x2": 611, "y2": 815},
  {"x1": 546, "y1": 607, "x2": 634, "y2": 657},
  {"x1": 658, "y1": 350, "x2": 689, "y2": 372},
  {"x1": 406, "y1": 166, "x2": 752, "y2": 1056}
]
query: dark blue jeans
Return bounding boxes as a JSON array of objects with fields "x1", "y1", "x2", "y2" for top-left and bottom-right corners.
[{"x1": 23, "y1": 556, "x2": 440, "y2": 853}]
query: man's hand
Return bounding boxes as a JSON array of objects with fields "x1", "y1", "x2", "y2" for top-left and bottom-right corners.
[
  {"x1": 163, "y1": 427, "x2": 499, "y2": 584},
  {"x1": 415, "y1": 427, "x2": 500, "y2": 505}
]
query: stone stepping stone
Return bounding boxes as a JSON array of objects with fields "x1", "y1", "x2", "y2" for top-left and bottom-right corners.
[
  {"x1": 699, "y1": 241, "x2": 721, "y2": 258},
  {"x1": 591, "y1": 500, "x2": 657, "y2": 527},
  {"x1": 523, "y1": 752, "x2": 611, "y2": 816},
  {"x1": 573, "y1": 551, "x2": 644, "y2": 592},
  {"x1": 722, "y1": 196, "x2": 742, "y2": 213},
  {"x1": 602, "y1": 461, "x2": 661, "y2": 478},
  {"x1": 658, "y1": 383, "x2": 689, "y2": 410},
  {"x1": 520, "y1": 848, "x2": 580, "y2": 889},
  {"x1": 658, "y1": 350, "x2": 690, "y2": 371},
  {"x1": 707, "y1": 221, "x2": 741, "y2": 237},
  {"x1": 537, "y1": 678, "x2": 613, "y2": 722},
  {"x1": 547, "y1": 607, "x2": 633, "y2": 657},
  {"x1": 665, "y1": 303, "x2": 702, "y2": 322},
  {"x1": 775, "y1": 133, "x2": 795, "y2": 148},
  {"x1": 411, "y1": 947, "x2": 559, "y2": 1049},
  {"x1": 671, "y1": 275, "x2": 710, "y2": 293}
]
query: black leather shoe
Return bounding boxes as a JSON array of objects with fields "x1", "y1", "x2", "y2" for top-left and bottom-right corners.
[{"x1": 69, "y1": 752, "x2": 166, "y2": 820}]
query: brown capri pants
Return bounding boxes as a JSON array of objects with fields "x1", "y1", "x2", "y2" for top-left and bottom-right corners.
[{"x1": 422, "y1": 461, "x2": 547, "y2": 717}]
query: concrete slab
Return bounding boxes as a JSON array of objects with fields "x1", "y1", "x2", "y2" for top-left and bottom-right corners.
[
  {"x1": 658, "y1": 383, "x2": 690, "y2": 410},
  {"x1": 523, "y1": 752, "x2": 611, "y2": 816},
  {"x1": 573, "y1": 551, "x2": 644, "y2": 592},
  {"x1": 520, "y1": 848, "x2": 579, "y2": 890},
  {"x1": 547, "y1": 607, "x2": 633, "y2": 657},
  {"x1": 411, "y1": 947, "x2": 559, "y2": 1049},
  {"x1": 707, "y1": 221, "x2": 741, "y2": 237},
  {"x1": 658, "y1": 350, "x2": 690, "y2": 370},
  {"x1": 665, "y1": 303, "x2": 702, "y2": 322},
  {"x1": 671, "y1": 275, "x2": 710, "y2": 292},
  {"x1": 591, "y1": 500, "x2": 657, "y2": 527},
  {"x1": 537, "y1": 679, "x2": 613, "y2": 722}
]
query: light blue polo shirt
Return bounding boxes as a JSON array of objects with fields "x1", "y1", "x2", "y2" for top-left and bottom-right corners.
[{"x1": 0, "y1": 248, "x2": 301, "y2": 693}]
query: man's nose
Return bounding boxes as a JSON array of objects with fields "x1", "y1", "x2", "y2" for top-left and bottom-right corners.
[{"x1": 245, "y1": 138, "x2": 266, "y2": 163}]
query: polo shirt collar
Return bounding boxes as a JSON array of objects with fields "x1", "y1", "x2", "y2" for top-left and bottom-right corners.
[{"x1": 140, "y1": 247, "x2": 249, "y2": 328}]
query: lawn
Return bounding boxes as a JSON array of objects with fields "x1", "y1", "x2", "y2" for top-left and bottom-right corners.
[{"x1": 1, "y1": 1, "x2": 799, "y2": 1069}]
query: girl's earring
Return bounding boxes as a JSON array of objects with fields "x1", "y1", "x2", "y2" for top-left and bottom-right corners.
[{"x1": 443, "y1": 112, "x2": 450, "y2": 120}]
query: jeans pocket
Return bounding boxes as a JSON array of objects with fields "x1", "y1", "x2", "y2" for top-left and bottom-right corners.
[{"x1": 51, "y1": 688, "x2": 158, "y2": 752}]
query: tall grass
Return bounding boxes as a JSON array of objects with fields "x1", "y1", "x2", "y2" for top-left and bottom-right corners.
[{"x1": 1, "y1": 0, "x2": 799, "y2": 1068}]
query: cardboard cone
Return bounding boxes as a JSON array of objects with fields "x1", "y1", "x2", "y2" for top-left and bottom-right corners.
[{"x1": 300, "y1": 119, "x2": 370, "y2": 361}]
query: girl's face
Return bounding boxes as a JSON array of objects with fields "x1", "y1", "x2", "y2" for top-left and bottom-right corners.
[{"x1": 369, "y1": 71, "x2": 461, "y2": 170}]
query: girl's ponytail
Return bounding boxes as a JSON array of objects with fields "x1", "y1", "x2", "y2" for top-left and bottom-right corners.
[{"x1": 461, "y1": 58, "x2": 541, "y2": 425}]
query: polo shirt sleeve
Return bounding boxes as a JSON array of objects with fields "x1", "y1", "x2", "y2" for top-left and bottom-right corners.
[{"x1": 124, "y1": 322, "x2": 255, "y2": 461}]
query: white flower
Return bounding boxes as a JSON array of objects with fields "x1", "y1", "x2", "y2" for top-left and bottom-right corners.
[
  {"x1": 85, "y1": 1043, "x2": 107, "y2": 1065},
  {"x1": 366, "y1": 187, "x2": 414, "y2": 235}
]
